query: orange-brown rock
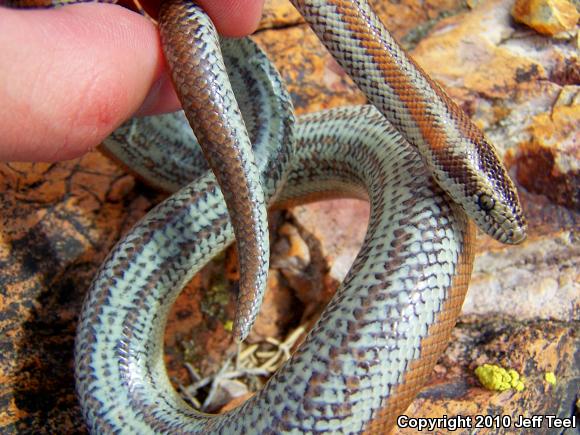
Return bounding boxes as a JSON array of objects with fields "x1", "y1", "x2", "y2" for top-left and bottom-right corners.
[
  {"x1": 289, "y1": 200, "x2": 369, "y2": 284},
  {"x1": 508, "y1": 88, "x2": 579, "y2": 211},
  {"x1": 512, "y1": 0, "x2": 580, "y2": 36},
  {"x1": 246, "y1": 270, "x2": 300, "y2": 342},
  {"x1": 0, "y1": 155, "x2": 150, "y2": 433},
  {"x1": 395, "y1": 320, "x2": 578, "y2": 434},
  {"x1": 270, "y1": 216, "x2": 338, "y2": 321},
  {"x1": 259, "y1": 0, "x2": 303, "y2": 30},
  {"x1": 164, "y1": 252, "x2": 239, "y2": 383}
]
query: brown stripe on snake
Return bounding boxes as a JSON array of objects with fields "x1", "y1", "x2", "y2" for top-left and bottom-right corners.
[
  {"x1": 294, "y1": 0, "x2": 466, "y2": 149},
  {"x1": 291, "y1": 0, "x2": 526, "y2": 244},
  {"x1": 336, "y1": 0, "x2": 478, "y2": 150}
]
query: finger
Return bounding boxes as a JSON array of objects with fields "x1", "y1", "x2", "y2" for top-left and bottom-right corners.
[
  {"x1": 0, "y1": 4, "x2": 180, "y2": 162},
  {"x1": 195, "y1": 0, "x2": 265, "y2": 36},
  {"x1": 138, "y1": 0, "x2": 265, "y2": 36}
]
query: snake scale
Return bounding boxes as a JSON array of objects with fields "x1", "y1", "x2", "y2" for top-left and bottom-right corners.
[{"x1": 5, "y1": 0, "x2": 527, "y2": 433}]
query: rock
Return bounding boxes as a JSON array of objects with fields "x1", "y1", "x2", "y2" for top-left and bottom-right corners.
[
  {"x1": 466, "y1": 230, "x2": 579, "y2": 322},
  {"x1": 508, "y1": 87, "x2": 579, "y2": 211},
  {"x1": 0, "y1": 154, "x2": 154, "y2": 433},
  {"x1": 289, "y1": 200, "x2": 369, "y2": 283},
  {"x1": 259, "y1": 0, "x2": 302, "y2": 30},
  {"x1": 205, "y1": 379, "x2": 250, "y2": 412},
  {"x1": 512, "y1": 0, "x2": 580, "y2": 36},
  {"x1": 271, "y1": 223, "x2": 311, "y2": 272},
  {"x1": 396, "y1": 320, "x2": 579, "y2": 433},
  {"x1": 164, "y1": 254, "x2": 239, "y2": 384},
  {"x1": 272, "y1": 201, "x2": 370, "y2": 325},
  {"x1": 246, "y1": 270, "x2": 301, "y2": 342},
  {"x1": 220, "y1": 392, "x2": 255, "y2": 413},
  {"x1": 270, "y1": 213, "x2": 347, "y2": 321},
  {"x1": 253, "y1": 25, "x2": 365, "y2": 115},
  {"x1": 410, "y1": 0, "x2": 578, "y2": 163}
]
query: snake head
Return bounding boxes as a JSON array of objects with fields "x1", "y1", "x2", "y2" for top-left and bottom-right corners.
[
  {"x1": 431, "y1": 131, "x2": 527, "y2": 245},
  {"x1": 469, "y1": 134, "x2": 527, "y2": 244},
  {"x1": 470, "y1": 178, "x2": 527, "y2": 245}
]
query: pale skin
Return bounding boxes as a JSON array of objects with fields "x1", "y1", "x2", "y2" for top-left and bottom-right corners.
[{"x1": 0, "y1": 0, "x2": 265, "y2": 161}]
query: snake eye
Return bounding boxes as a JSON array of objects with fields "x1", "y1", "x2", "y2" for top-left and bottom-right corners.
[{"x1": 478, "y1": 194, "x2": 495, "y2": 212}]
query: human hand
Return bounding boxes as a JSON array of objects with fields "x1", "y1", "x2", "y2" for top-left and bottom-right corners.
[{"x1": 0, "y1": 0, "x2": 265, "y2": 161}]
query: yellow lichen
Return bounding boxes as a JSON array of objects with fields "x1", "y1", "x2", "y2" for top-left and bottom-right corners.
[
  {"x1": 545, "y1": 371, "x2": 557, "y2": 385},
  {"x1": 475, "y1": 364, "x2": 525, "y2": 392},
  {"x1": 223, "y1": 320, "x2": 234, "y2": 332}
]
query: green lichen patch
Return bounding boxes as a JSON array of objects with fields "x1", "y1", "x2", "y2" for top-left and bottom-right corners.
[
  {"x1": 544, "y1": 371, "x2": 557, "y2": 385},
  {"x1": 475, "y1": 364, "x2": 525, "y2": 392}
]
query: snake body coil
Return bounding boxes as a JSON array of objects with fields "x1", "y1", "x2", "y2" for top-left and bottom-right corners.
[
  {"x1": 78, "y1": 104, "x2": 475, "y2": 433},
  {"x1": 5, "y1": 0, "x2": 527, "y2": 433}
]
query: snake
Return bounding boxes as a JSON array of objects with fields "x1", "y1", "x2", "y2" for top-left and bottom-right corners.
[{"x1": 5, "y1": 0, "x2": 527, "y2": 433}]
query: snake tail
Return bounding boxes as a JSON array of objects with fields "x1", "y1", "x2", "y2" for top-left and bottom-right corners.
[{"x1": 158, "y1": 0, "x2": 270, "y2": 340}]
